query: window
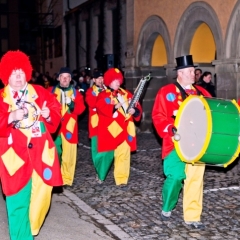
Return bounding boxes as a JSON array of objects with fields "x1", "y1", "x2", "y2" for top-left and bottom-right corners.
[
  {"x1": 44, "y1": 41, "x2": 47, "y2": 60},
  {"x1": 1, "y1": 39, "x2": 8, "y2": 52},
  {"x1": 1, "y1": 15, "x2": 7, "y2": 28},
  {"x1": 54, "y1": 26, "x2": 62, "y2": 57},
  {"x1": 49, "y1": 39, "x2": 53, "y2": 59}
]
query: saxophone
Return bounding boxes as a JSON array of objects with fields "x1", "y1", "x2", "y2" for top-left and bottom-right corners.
[{"x1": 126, "y1": 73, "x2": 151, "y2": 113}]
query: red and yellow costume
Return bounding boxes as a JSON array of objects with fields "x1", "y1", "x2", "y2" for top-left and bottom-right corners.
[
  {"x1": 0, "y1": 50, "x2": 62, "y2": 240},
  {"x1": 85, "y1": 83, "x2": 114, "y2": 181},
  {"x1": 86, "y1": 84, "x2": 103, "y2": 139},
  {"x1": 96, "y1": 68, "x2": 142, "y2": 185},
  {"x1": 0, "y1": 84, "x2": 62, "y2": 195},
  {"x1": 96, "y1": 88, "x2": 141, "y2": 152},
  {"x1": 50, "y1": 84, "x2": 85, "y2": 185},
  {"x1": 152, "y1": 82, "x2": 211, "y2": 222}
]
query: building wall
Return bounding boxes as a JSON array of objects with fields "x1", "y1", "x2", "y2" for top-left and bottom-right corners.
[
  {"x1": 58, "y1": 0, "x2": 240, "y2": 132},
  {"x1": 66, "y1": 0, "x2": 88, "y2": 9},
  {"x1": 41, "y1": 0, "x2": 65, "y2": 75},
  {"x1": 134, "y1": 0, "x2": 237, "y2": 56},
  {"x1": 8, "y1": 0, "x2": 19, "y2": 51},
  {"x1": 123, "y1": 0, "x2": 240, "y2": 131},
  {"x1": 78, "y1": 20, "x2": 87, "y2": 70}
]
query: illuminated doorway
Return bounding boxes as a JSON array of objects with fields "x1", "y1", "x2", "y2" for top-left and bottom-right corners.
[
  {"x1": 190, "y1": 23, "x2": 216, "y2": 63},
  {"x1": 151, "y1": 35, "x2": 167, "y2": 66}
]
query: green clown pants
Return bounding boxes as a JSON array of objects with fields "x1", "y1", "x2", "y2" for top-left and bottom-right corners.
[
  {"x1": 6, "y1": 179, "x2": 33, "y2": 240},
  {"x1": 162, "y1": 149, "x2": 205, "y2": 221},
  {"x1": 91, "y1": 136, "x2": 114, "y2": 181},
  {"x1": 162, "y1": 149, "x2": 186, "y2": 212}
]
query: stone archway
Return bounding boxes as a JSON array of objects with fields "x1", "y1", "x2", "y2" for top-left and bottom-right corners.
[
  {"x1": 222, "y1": 1, "x2": 240, "y2": 100},
  {"x1": 136, "y1": 15, "x2": 171, "y2": 67},
  {"x1": 174, "y1": 2, "x2": 223, "y2": 62},
  {"x1": 225, "y1": 1, "x2": 240, "y2": 58}
]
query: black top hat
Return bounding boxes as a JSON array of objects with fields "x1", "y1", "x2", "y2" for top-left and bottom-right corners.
[
  {"x1": 58, "y1": 67, "x2": 72, "y2": 76},
  {"x1": 93, "y1": 70, "x2": 103, "y2": 78},
  {"x1": 174, "y1": 55, "x2": 197, "y2": 70}
]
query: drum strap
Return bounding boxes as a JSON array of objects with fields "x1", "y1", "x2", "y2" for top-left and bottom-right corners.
[{"x1": 173, "y1": 82, "x2": 203, "y2": 100}]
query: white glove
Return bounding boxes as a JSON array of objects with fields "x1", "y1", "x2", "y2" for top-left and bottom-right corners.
[{"x1": 65, "y1": 96, "x2": 71, "y2": 105}]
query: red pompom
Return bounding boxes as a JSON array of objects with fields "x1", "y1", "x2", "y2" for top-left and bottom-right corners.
[
  {"x1": 104, "y1": 68, "x2": 123, "y2": 86},
  {"x1": 0, "y1": 50, "x2": 33, "y2": 85}
]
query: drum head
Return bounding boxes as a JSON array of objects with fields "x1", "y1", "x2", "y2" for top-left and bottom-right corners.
[{"x1": 174, "y1": 96, "x2": 211, "y2": 163}]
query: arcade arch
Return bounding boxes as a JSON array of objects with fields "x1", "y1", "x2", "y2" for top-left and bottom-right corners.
[
  {"x1": 136, "y1": 15, "x2": 171, "y2": 67},
  {"x1": 174, "y1": 2, "x2": 223, "y2": 63},
  {"x1": 225, "y1": 0, "x2": 240, "y2": 58}
]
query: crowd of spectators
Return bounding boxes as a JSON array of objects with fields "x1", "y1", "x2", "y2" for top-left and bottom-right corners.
[{"x1": 3, "y1": 68, "x2": 96, "y2": 95}]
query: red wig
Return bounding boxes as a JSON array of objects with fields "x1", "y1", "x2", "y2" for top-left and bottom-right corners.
[
  {"x1": 0, "y1": 50, "x2": 33, "y2": 85},
  {"x1": 104, "y1": 68, "x2": 123, "y2": 86}
]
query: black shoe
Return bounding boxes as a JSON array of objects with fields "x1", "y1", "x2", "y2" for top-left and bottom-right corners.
[
  {"x1": 161, "y1": 211, "x2": 171, "y2": 221},
  {"x1": 117, "y1": 184, "x2": 128, "y2": 191},
  {"x1": 185, "y1": 221, "x2": 205, "y2": 229},
  {"x1": 52, "y1": 186, "x2": 63, "y2": 194}
]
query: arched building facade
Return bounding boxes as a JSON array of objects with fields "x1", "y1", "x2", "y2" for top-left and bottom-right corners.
[
  {"x1": 59, "y1": 0, "x2": 240, "y2": 131},
  {"x1": 124, "y1": 0, "x2": 240, "y2": 131}
]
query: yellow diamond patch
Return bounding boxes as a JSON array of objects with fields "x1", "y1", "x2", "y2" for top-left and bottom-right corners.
[
  {"x1": 2, "y1": 147, "x2": 25, "y2": 176},
  {"x1": 127, "y1": 121, "x2": 136, "y2": 137},
  {"x1": 91, "y1": 113, "x2": 99, "y2": 128},
  {"x1": 107, "y1": 120, "x2": 123, "y2": 138},
  {"x1": 66, "y1": 117, "x2": 76, "y2": 133},
  {"x1": 42, "y1": 140, "x2": 55, "y2": 167}
]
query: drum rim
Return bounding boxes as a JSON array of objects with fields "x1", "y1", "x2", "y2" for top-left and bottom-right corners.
[
  {"x1": 222, "y1": 99, "x2": 240, "y2": 167},
  {"x1": 174, "y1": 95, "x2": 212, "y2": 163}
]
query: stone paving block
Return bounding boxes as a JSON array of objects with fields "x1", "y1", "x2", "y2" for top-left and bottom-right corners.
[{"x1": 73, "y1": 114, "x2": 240, "y2": 239}]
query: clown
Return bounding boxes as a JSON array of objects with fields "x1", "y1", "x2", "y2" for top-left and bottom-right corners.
[
  {"x1": 95, "y1": 68, "x2": 142, "y2": 187},
  {"x1": 85, "y1": 70, "x2": 112, "y2": 184},
  {"x1": 152, "y1": 55, "x2": 211, "y2": 229},
  {"x1": 0, "y1": 50, "x2": 62, "y2": 239},
  {"x1": 50, "y1": 67, "x2": 85, "y2": 186}
]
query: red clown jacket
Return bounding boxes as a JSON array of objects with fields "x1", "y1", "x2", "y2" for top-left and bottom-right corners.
[
  {"x1": 0, "y1": 84, "x2": 63, "y2": 196},
  {"x1": 152, "y1": 83, "x2": 212, "y2": 159},
  {"x1": 96, "y1": 88, "x2": 142, "y2": 152},
  {"x1": 85, "y1": 84, "x2": 105, "y2": 138},
  {"x1": 50, "y1": 85, "x2": 86, "y2": 144}
]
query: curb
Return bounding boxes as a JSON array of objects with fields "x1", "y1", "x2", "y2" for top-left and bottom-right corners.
[{"x1": 63, "y1": 189, "x2": 134, "y2": 240}]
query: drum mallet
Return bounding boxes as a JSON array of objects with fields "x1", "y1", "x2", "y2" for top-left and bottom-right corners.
[{"x1": 172, "y1": 127, "x2": 181, "y2": 141}]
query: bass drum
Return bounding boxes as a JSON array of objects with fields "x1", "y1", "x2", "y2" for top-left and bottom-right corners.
[{"x1": 174, "y1": 95, "x2": 240, "y2": 167}]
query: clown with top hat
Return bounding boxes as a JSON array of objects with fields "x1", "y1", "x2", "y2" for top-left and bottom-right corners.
[
  {"x1": 152, "y1": 55, "x2": 211, "y2": 229},
  {"x1": 0, "y1": 50, "x2": 63, "y2": 239},
  {"x1": 95, "y1": 68, "x2": 142, "y2": 188}
]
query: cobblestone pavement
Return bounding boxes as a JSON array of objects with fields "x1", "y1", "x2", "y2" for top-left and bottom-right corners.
[{"x1": 67, "y1": 113, "x2": 240, "y2": 240}]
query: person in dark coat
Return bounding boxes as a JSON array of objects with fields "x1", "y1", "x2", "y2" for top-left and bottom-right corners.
[{"x1": 196, "y1": 71, "x2": 216, "y2": 97}]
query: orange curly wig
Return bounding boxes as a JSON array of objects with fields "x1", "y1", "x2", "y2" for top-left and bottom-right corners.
[
  {"x1": 0, "y1": 50, "x2": 33, "y2": 85},
  {"x1": 104, "y1": 68, "x2": 123, "y2": 86}
]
